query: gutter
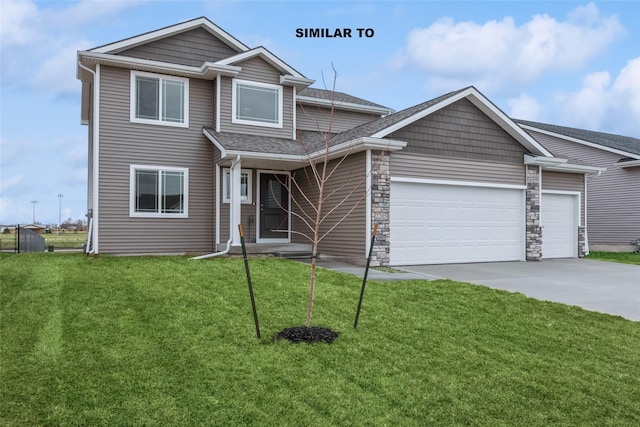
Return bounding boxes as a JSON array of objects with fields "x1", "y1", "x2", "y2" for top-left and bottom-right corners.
[
  {"x1": 617, "y1": 159, "x2": 640, "y2": 168},
  {"x1": 524, "y1": 154, "x2": 605, "y2": 175}
]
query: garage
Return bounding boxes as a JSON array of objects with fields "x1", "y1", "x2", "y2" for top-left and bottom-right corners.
[
  {"x1": 390, "y1": 180, "x2": 526, "y2": 265},
  {"x1": 541, "y1": 192, "x2": 578, "y2": 258}
]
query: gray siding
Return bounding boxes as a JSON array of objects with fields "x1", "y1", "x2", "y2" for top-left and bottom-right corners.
[
  {"x1": 388, "y1": 98, "x2": 528, "y2": 163},
  {"x1": 115, "y1": 27, "x2": 239, "y2": 66},
  {"x1": 97, "y1": 65, "x2": 215, "y2": 254},
  {"x1": 218, "y1": 57, "x2": 294, "y2": 139},
  {"x1": 296, "y1": 105, "x2": 381, "y2": 133},
  {"x1": 541, "y1": 171, "x2": 586, "y2": 226},
  {"x1": 528, "y1": 129, "x2": 639, "y2": 246},
  {"x1": 291, "y1": 152, "x2": 367, "y2": 262},
  {"x1": 391, "y1": 153, "x2": 525, "y2": 185}
]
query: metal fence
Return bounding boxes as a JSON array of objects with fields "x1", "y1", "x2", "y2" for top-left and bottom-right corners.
[{"x1": 18, "y1": 227, "x2": 45, "y2": 253}]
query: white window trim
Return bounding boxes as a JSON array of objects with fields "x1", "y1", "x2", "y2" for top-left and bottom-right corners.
[
  {"x1": 130, "y1": 70, "x2": 189, "y2": 128},
  {"x1": 129, "y1": 165, "x2": 189, "y2": 218},
  {"x1": 222, "y1": 168, "x2": 252, "y2": 204},
  {"x1": 231, "y1": 79, "x2": 283, "y2": 128}
]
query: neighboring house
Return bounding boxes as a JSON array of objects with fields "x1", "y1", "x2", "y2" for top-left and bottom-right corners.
[
  {"x1": 517, "y1": 120, "x2": 640, "y2": 252},
  {"x1": 77, "y1": 17, "x2": 602, "y2": 266}
]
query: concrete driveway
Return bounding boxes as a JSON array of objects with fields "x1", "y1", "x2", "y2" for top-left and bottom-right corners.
[{"x1": 398, "y1": 259, "x2": 640, "y2": 321}]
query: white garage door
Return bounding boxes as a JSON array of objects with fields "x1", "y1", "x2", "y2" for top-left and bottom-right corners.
[
  {"x1": 541, "y1": 192, "x2": 578, "y2": 259},
  {"x1": 390, "y1": 181, "x2": 525, "y2": 265}
]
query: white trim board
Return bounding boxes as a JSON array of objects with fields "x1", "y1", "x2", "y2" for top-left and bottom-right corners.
[{"x1": 391, "y1": 176, "x2": 527, "y2": 190}]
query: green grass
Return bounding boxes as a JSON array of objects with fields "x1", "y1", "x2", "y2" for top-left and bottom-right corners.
[
  {"x1": 1, "y1": 253, "x2": 639, "y2": 426},
  {"x1": 586, "y1": 251, "x2": 640, "y2": 265}
]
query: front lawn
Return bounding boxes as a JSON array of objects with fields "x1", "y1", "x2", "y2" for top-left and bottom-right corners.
[
  {"x1": 586, "y1": 251, "x2": 640, "y2": 265},
  {"x1": 1, "y1": 253, "x2": 639, "y2": 426}
]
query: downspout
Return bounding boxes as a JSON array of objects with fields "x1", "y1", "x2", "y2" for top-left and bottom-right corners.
[
  {"x1": 78, "y1": 60, "x2": 99, "y2": 254},
  {"x1": 191, "y1": 155, "x2": 241, "y2": 260}
]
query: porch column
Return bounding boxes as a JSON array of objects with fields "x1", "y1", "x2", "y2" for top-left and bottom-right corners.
[{"x1": 230, "y1": 157, "x2": 242, "y2": 246}]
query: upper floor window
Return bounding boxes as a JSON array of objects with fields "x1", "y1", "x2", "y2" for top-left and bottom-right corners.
[
  {"x1": 232, "y1": 79, "x2": 282, "y2": 128},
  {"x1": 130, "y1": 71, "x2": 189, "y2": 128},
  {"x1": 130, "y1": 165, "x2": 189, "y2": 218}
]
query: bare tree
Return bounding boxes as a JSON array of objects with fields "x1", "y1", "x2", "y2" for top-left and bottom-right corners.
[{"x1": 269, "y1": 66, "x2": 387, "y2": 327}]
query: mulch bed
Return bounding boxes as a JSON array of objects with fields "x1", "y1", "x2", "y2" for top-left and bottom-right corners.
[{"x1": 275, "y1": 326, "x2": 339, "y2": 344}]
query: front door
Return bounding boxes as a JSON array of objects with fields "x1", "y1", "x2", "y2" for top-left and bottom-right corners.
[{"x1": 258, "y1": 173, "x2": 289, "y2": 241}]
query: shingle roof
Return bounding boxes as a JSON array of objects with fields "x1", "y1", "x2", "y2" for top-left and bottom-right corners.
[
  {"x1": 330, "y1": 88, "x2": 469, "y2": 145},
  {"x1": 298, "y1": 88, "x2": 391, "y2": 110},
  {"x1": 515, "y1": 119, "x2": 640, "y2": 157},
  {"x1": 204, "y1": 129, "x2": 331, "y2": 155},
  {"x1": 207, "y1": 87, "x2": 472, "y2": 156}
]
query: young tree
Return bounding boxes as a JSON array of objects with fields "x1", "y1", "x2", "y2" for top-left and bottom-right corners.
[{"x1": 269, "y1": 66, "x2": 387, "y2": 328}]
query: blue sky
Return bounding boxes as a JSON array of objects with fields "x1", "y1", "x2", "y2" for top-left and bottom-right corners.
[{"x1": 1, "y1": 0, "x2": 639, "y2": 226}]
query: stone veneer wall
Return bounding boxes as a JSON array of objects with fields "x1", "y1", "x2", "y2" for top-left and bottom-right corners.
[
  {"x1": 526, "y1": 165, "x2": 542, "y2": 261},
  {"x1": 578, "y1": 226, "x2": 586, "y2": 258},
  {"x1": 370, "y1": 150, "x2": 390, "y2": 267}
]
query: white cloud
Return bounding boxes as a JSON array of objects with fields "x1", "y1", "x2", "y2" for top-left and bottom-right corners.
[
  {"x1": 33, "y1": 42, "x2": 90, "y2": 97},
  {"x1": 507, "y1": 93, "x2": 545, "y2": 122},
  {"x1": 0, "y1": 0, "x2": 41, "y2": 47},
  {"x1": 553, "y1": 57, "x2": 640, "y2": 137},
  {"x1": 393, "y1": 2, "x2": 624, "y2": 92}
]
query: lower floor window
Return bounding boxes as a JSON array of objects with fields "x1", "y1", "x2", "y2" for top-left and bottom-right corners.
[{"x1": 130, "y1": 165, "x2": 188, "y2": 217}]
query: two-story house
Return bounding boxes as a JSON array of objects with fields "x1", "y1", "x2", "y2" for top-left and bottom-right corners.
[{"x1": 77, "y1": 17, "x2": 603, "y2": 266}]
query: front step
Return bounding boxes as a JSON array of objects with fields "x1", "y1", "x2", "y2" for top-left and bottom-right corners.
[{"x1": 225, "y1": 243, "x2": 313, "y2": 256}]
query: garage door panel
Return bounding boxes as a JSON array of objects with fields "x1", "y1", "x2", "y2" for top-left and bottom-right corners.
[
  {"x1": 542, "y1": 193, "x2": 577, "y2": 259},
  {"x1": 390, "y1": 182, "x2": 525, "y2": 265}
]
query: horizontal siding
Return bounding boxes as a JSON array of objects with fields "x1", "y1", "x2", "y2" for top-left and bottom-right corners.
[
  {"x1": 296, "y1": 105, "x2": 380, "y2": 133},
  {"x1": 116, "y1": 27, "x2": 238, "y2": 66},
  {"x1": 529, "y1": 130, "x2": 639, "y2": 245},
  {"x1": 97, "y1": 65, "x2": 215, "y2": 254},
  {"x1": 391, "y1": 153, "x2": 526, "y2": 185},
  {"x1": 292, "y1": 152, "x2": 367, "y2": 261},
  {"x1": 541, "y1": 171, "x2": 585, "y2": 226},
  {"x1": 388, "y1": 98, "x2": 527, "y2": 163},
  {"x1": 219, "y1": 57, "x2": 294, "y2": 138}
]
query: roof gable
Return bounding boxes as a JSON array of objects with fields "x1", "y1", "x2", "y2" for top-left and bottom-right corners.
[
  {"x1": 331, "y1": 87, "x2": 552, "y2": 157},
  {"x1": 113, "y1": 27, "x2": 240, "y2": 67},
  {"x1": 216, "y1": 46, "x2": 307, "y2": 79},
  {"x1": 90, "y1": 17, "x2": 248, "y2": 55}
]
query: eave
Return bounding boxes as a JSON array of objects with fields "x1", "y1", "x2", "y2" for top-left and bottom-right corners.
[
  {"x1": 297, "y1": 95, "x2": 394, "y2": 116},
  {"x1": 77, "y1": 51, "x2": 241, "y2": 81},
  {"x1": 524, "y1": 155, "x2": 606, "y2": 175},
  {"x1": 90, "y1": 17, "x2": 249, "y2": 54},
  {"x1": 617, "y1": 159, "x2": 640, "y2": 168}
]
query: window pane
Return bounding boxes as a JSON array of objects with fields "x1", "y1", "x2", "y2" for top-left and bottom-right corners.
[
  {"x1": 136, "y1": 170, "x2": 158, "y2": 212},
  {"x1": 236, "y1": 84, "x2": 278, "y2": 124},
  {"x1": 226, "y1": 171, "x2": 249, "y2": 201},
  {"x1": 162, "y1": 171, "x2": 184, "y2": 213},
  {"x1": 240, "y1": 173, "x2": 248, "y2": 201},
  {"x1": 136, "y1": 77, "x2": 159, "y2": 120},
  {"x1": 162, "y1": 80, "x2": 185, "y2": 123}
]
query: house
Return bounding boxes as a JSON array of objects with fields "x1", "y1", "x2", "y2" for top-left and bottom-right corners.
[
  {"x1": 77, "y1": 17, "x2": 603, "y2": 266},
  {"x1": 516, "y1": 120, "x2": 640, "y2": 252}
]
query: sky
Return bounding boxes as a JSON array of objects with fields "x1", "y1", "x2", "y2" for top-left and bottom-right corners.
[{"x1": 1, "y1": 0, "x2": 639, "y2": 226}]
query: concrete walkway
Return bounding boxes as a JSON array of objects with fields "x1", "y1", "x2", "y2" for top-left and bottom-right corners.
[
  {"x1": 297, "y1": 258, "x2": 427, "y2": 282},
  {"x1": 398, "y1": 259, "x2": 640, "y2": 321}
]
